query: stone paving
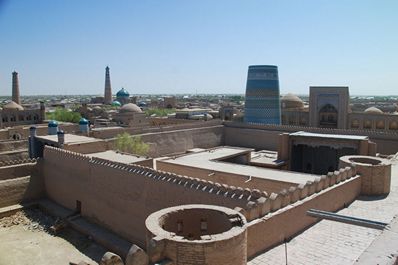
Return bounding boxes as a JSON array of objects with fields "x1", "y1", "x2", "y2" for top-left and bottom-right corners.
[{"x1": 249, "y1": 159, "x2": 398, "y2": 265}]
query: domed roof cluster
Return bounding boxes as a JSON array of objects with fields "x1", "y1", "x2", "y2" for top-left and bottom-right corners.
[
  {"x1": 120, "y1": 103, "x2": 142, "y2": 113},
  {"x1": 3, "y1": 101, "x2": 24, "y2": 110},
  {"x1": 364, "y1": 107, "x2": 383, "y2": 114},
  {"x1": 116, "y1": 88, "x2": 130, "y2": 98},
  {"x1": 281, "y1": 93, "x2": 304, "y2": 109}
]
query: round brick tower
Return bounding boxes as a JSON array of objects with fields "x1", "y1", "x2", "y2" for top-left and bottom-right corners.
[{"x1": 146, "y1": 204, "x2": 247, "y2": 265}]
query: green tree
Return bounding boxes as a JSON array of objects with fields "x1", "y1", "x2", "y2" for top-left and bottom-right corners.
[
  {"x1": 115, "y1": 132, "x2": 150, "y2": 156},
  {"x1": 46, "y1": 108, "x2": 82, "y2": 123}
]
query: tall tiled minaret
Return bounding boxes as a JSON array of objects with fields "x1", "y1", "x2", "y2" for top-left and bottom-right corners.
[
  {"x1": 104, "y1": 66, "x2": 112, "y2": 104},
  {"x1": 12, "y1": 71, "x2": 21, "y2": 104}
]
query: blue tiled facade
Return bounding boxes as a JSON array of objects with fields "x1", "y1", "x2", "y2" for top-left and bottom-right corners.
[{"x1": 244, "y1": 65, "x2": 281, "y2": 124}]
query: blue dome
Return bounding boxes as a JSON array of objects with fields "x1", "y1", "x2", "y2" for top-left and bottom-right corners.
[
  {"x1": 112, "y1": 100, "x2": 121, "y2": 107},
  {"x1": 48, "y1": 120, "x2": 58, "y2": 127},
  {"x1": 116, "y1": 88, "x2": 130, "y2": 98},
  {"x1": 79, "y1": 118, "x2": 89, "y2": 125},
  {"x1": 138, "y1": 101, "x2": 147, "y2": 107}
]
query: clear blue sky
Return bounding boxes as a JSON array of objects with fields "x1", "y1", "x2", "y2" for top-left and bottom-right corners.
[{"x1": 0, "y1": 0, "x2": 397, "y2": 96}]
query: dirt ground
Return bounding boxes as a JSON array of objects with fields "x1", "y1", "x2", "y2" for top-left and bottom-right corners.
[{"x1": 0, "y1": 208, "x2": 107, "y2": 265}]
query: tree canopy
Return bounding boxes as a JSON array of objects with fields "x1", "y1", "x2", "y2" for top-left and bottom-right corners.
[{"x1": 114, "y1": 132, "x2": 149, "y2": 156}]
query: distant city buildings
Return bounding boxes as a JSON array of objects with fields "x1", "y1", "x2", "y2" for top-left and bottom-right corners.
[
  {"x1": 0, "y1": 72, "x2": 45, "y2": 130},
  {"x1": 244, "y1": 65, "x2": 281, "y2": 125},
  {"x1": 281, "y1": 87, "x2": 398, "y2": 131}
]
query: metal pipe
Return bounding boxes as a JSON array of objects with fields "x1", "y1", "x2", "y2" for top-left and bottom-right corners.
[{"x1": 307, "y1": 209, "x2": 388, "y2": 230}]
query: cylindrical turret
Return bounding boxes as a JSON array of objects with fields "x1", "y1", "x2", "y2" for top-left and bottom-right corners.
[
  {"x1": 39, "y1": 101, "x2": 45, "y2": 121},
  {"x1": 244, "y1": 65, "x2": 281, "y2": 124},
  {"x1": 12, "y1": 71, "x2": 21, "y2": 104},
  {"x1": 104, "y1": 66, "x2": 112, "y2": 104},
  {"x1": 28, "y1": 126, "x2": 37, "y2": 158},
  {"x1": 48, "y1": 120, "x2": 58, "y2": 135},
  {"x1": 79, "y1": 118, "x2": 89, "y2": 135},
  {"x1": 57, "y1": 130, "x2": 65, "y2": 148}
]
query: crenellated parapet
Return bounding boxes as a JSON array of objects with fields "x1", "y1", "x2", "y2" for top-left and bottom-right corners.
[
  {"x1": 0, "y1": 158, "x2": 37, "y2": 167},
  {"x1": 44, "y1": 145, "x2": 90, "y2": 161},
  {"x1": 43, "y1": 146, "x2": 270, "y2": 221},
  {"x1": 225, "y1": 121, "x2": 398, "y2": 138},
  {"x1": 240, "y1": 165, "x2": 357, "y2": 221}
]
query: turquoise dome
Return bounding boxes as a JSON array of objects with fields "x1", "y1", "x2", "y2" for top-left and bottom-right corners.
[
  {"x1": 116, "y1": 88, "x2": 130, "y2": 98},
  {"x1": 79, "y1": 118, "x2": 89, "y2": 125},
  {"x1": 112, "y1": 100, "x2": 122, "y2": 107},
  {"x1": 48, "y1": 120, "x2": 58, "y2": 127}
]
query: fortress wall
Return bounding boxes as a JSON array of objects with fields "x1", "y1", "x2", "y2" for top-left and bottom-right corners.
[
  {"x1": 157, "y1": 160, "x2": 296, "y2": 194},
  {"x1": 0, "y1": 160, "x2": 44, "y2": 208},
  {"x1": 0, "y1": 140, "x2": 27, "y2": 152},
  {"x1": 245, "y1": 167, "x2": 361, "y2": 257},
  {"x1": 42, "y1": 146, "x2": 263, "y2": 248},
  {"x1": 65, "y1": 141, "x2": 108, "y2": 154},
  {"x1": 224, "y1": 126, "x2": 280, "y2": 150},
  {"x1": 92, "y1": 120, "x2": 222, "y2": 139},
  {"x1": 0, "y1": 175, "x2": 44, "y2": 208},
  {"x1": 224, "y1": 122, "x2": 398, "y2": 154},
  {"x1": 0, "y1": 162, "x2": 37, "y2": 181},
  {"x1": 106, "y1": 125, "x2": 224, "y2": 157}
]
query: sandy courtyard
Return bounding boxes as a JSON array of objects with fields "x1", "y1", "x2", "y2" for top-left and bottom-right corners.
[{"x1": 0, "y1": 209, "x2": 106, "y2": 265}]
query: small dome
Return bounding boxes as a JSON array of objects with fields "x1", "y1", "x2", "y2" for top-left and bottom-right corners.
[
  {"x1": 112, "y1": 100, "x2": 121, "y2": 107},
  {"x1": 120, "y1": 103, "x2": 142, "y2": 113},
  {"x1": 3, "y1": 101, "x2": 24, "y2": 110},
  {"x1": 116, "y1": 88, "x2": 130, "y2": 98},
  {"x1": 364, "y1": 107, "x2": 383, "y2": 114},
  {"x1": 281, "y1": 93, "x2": 304, "y2": 109},
  {"x1": 48, "y1": 120, "x2": 58, "y2": 127},
  {"x1": 79, "y1": 118, "x2": 89, "y2": 125},
  {"x1": 138, "y1": 101, "x2": 147, "y2": 107}
]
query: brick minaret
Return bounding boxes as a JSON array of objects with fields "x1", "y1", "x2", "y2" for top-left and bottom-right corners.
[
  {"x1": 12, "y1": 71, "x2": 21, "y2": 104},
  {"x1": 104, "y1": 66, "x2": 112, "y2": 104}
]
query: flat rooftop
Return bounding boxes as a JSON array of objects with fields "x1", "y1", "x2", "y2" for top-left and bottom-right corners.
[
  {"x1": 87, "y1": 150, "x2": 149, "y2": 164},
  {"x1": 36, "y1": 134, "x2": 104, "y2": 145},
  {"x1": 160, "y1": 146, "x2": 317, "y2": 184},
  {"x1": 290, "y1": 131, "x2": 368, "y2": 140}
]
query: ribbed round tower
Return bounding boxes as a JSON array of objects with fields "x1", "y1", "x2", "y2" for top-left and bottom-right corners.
[
  {"x1": 104, "y1": 66, "x2": 112, "y2": 105},
  {"x1": 12, "y1": 71, "x2": 21, "y2": 104},
  {"x1": 244, "y1": 65, "x2": 281, "y2": 124}
]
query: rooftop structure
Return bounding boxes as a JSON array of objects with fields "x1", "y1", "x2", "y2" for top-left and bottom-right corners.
[{"x1": 282, "y1": 86, "x2": 398, "y2": 132}]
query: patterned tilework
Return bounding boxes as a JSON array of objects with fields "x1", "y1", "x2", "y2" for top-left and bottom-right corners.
[{"x1": 244, "y1": 65, "x2": 281, "y2": 125}]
